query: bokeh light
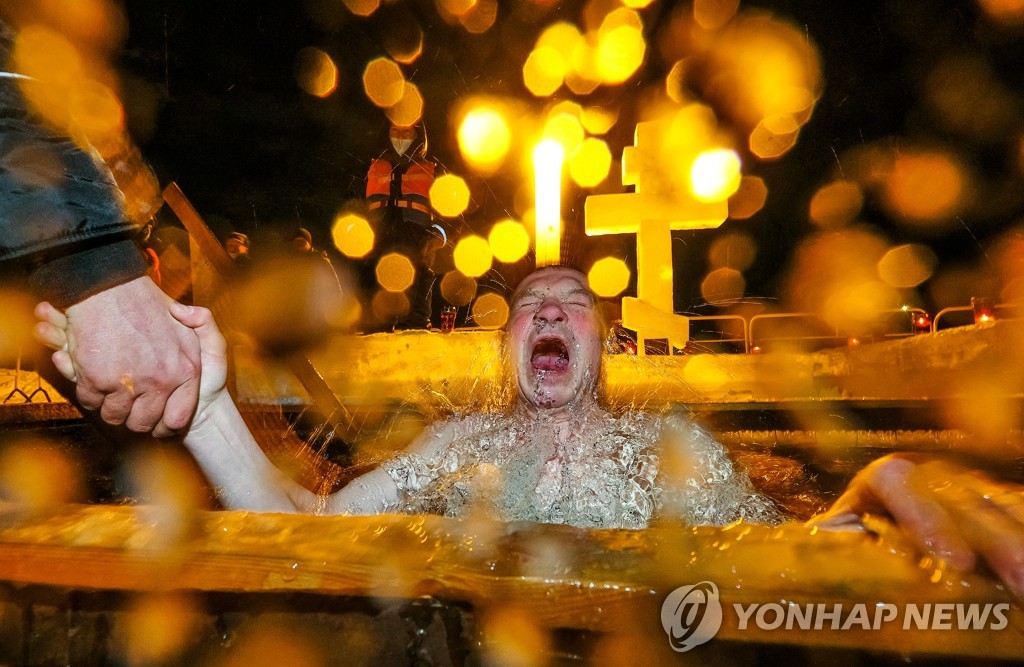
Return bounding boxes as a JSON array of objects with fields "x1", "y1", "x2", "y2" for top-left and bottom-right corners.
[
  {"x1": 430, "y1": 174, "x2": 471, "y2": 217},
  {"x1": 877, "y1": 244, "x2": 938, "y2": 288},
  {"x1": 588, "y1": 257, "x2": 631, "y2": 297},
  {"x1": 809, "y1": 180, "x2": 863, "y2": 228},
  {"x1": 295, "y1": 47, "x2": 338, "y2": 98},
  {"x1": 471, "y1": 292, "x2": 510, "y2": 329},
  {"x1": 459, "y1": 0, "x2": 498, "y2": 33},
  {"x1": 523, "y1": 46, "x2": 565, "y2": 97},
  {"x1": 694, "y1": 0, "x2": 740, "y2": 30},
  {"x1": 453, "y1": 235, "x2": 494, "y2": 277},
  {"x1": 542, "y1": 112, "x2": 585, "y2": 155},
  {"x1": 372, "y1": 289, "x2": 410, "y2": 321},
  {"x1": 342, "y1": 0, "x2": 381, "y2": 16},
  {"x1": 458, "y1": 105, "x2": 511, "y2": 173},
  {"x1": 728, "y1": 175, "x2": 768, "y2": 219},
  {"x1": 580, "y1": 105, "x2": 618, "y2": 134},
  {"x1": 708, "y1": 232, "x2": 757, "y2": 271},
  {"x1": 440, "y1": 270, "x2": 478, "y2": 306},
  {"x1": 569, "y1": 138, "x2": 612, "y2": 188},
  {"x1": 488, "y1": 220, "x2": 530, "y2": 263},
  {"x1": 701, "y1": 267, "x2": 746, "y2": 304},
  {"x1": 386, "y1": 81, "x2": 424, "y2": 126},
  {"x1": 124, "y1": 594, "x2": 200, "y2": 665},
  {"x1": 331, "y1": 213, "x2": 375, "y2": 259},
  {"x1": 594, "y1": 9, "x2": 646, "y2": 84},
  {"x1": 69, "y1": 79, "x2": 123, "y2": 136},
  {"x1": 376, "y1": 252, "x2": 416, "y2": 292},
  {"x1": 882, "y1": 151, "x2": 966, "y2": 228},
  {"x1": 363, "y1": 57, "x2": 405, "y2": 108},
  {"x1": 690, "y1": 149, "x2": 742, "y2": 202}
]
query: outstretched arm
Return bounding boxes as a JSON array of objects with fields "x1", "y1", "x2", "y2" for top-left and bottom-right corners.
[
  {"x1": 37, "y1": 301, "x2": 405, "y2": 515},
  {"x1": 811, "y1": 455, "x2": 1024, "y2": 599}
]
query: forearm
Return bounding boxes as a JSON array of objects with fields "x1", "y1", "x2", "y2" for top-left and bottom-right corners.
[{"x1": 184, "y1": 392, "x2": 318, "y2": 513}]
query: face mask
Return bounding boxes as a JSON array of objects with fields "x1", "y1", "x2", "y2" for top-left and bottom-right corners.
[{"x1": 391, "y1": 138, "x2": 413, "y2": 156}]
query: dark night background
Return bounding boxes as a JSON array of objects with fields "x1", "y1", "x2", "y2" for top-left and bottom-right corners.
[{"x1": 111, "y1": 0, "x2": 1024, "y2": 316}]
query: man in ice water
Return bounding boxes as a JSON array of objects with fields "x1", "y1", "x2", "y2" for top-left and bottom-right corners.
[{"x1": 34, "y1": 266, "x2": 1024, "y2": 597}]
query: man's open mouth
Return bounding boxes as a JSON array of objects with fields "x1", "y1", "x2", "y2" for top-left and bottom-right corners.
[{"x1": 531, "y1": 336, "x2": 570, "y2": 372}]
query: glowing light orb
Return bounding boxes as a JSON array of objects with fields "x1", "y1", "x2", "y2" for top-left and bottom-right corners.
[
  {"x1": 331, "y1": 213, "x2": 375, "y2": 259},
  {"x1": 580, "y1": 106, "x2": 618, "y2": 135},
  {"x1": 343, "y1": 0, "x2": 381, "y2": 16},
  {"x1": 386, "y1": 82, "x2": 424, "y2": 127},
  {"x1": 295, "y1": 47, "x2": 338, "y2": 98},
  {"x1": 595, "y1": 10, "x2": 646, "y2": 84},
  {"x1": 458, "y1": 106, "x2": 511, "y2": 173},
  {"x1": 809, "y1": 180, "x2": 863, "y2": 228},
  {"x1": 588, "y1": 257, "x2": 631, "y2": 297},
  {"x1": 70, "y1": 80, "x2": 123, "y2": 136},
  {"x1": 569, "y1": 138, "x2": 612, "y2": 188},
  {"x1": 471, "y1": 292, "x2": 509, "y2": 329},
  {"x1": 430, "y1": 174, "x2": 471, "y2": 217},
  {"x1": 728, "y1": 176, "x2": 768, "y2": 219},
  {"x1": 877, "y1": 244, "x2": 938, "y2": 288},
  {"x1": 459, "y1": 0, "x2": 497, "y2": 33},
  {"x1": 691, "y1": 149, "x2": 742, "y2": 202},
  {"x1": 488, "y1": 220, "x2": 530, "y2": 263},
  {"x1": 453, "y1": 235, "x2": 493, "y2": 278},
  {"x1": 440, "y1": 270, "x2": 478, "y2": 306},
  {"x1": 363, "y1": 57, "x2": 405, "y2": 108},
  {"x1": 542, "y1": 112, "x2": 585, "y2": 155},
  {"x1": 376, "y1": 252, "x2": 416, "y2": 292},
  {"x1": 523, "y1": 46, "x2": 565, "y2": 97}
]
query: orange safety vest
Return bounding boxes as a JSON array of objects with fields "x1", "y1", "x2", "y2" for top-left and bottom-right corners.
[{"x1": 366, "y1": 158, "x2": 435, "y2": 217}]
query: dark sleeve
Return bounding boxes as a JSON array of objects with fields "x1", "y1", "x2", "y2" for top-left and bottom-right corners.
[{"x1": 0, "y1": 73, "x2": 146, "y2": 308}]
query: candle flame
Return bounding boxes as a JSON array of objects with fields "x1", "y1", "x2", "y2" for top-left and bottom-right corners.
[{"x1": 534, "y1": 139, "x2": 564, "y2": 267}]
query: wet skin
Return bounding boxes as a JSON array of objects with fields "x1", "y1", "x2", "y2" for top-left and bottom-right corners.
[{"x1": 507, "y1": 267, "x2": 604, "y2": 417}]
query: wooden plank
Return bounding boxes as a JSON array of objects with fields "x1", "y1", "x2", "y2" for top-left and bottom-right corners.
[{"x1": 0, "y1": 504, "x2": 1019, "y2": 659}]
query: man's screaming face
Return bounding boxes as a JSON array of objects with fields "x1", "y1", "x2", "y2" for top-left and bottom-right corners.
[{"x1": 507, "y1": 267, "x2": 603, "y2": 413}]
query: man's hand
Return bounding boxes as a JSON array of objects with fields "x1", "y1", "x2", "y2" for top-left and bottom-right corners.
[
  {"x1": 59, "y1": 277, "x2": 201, "y2": 436},
  {"x1": 811, "y1": 455, "x2": 1024, "y2": 598}
]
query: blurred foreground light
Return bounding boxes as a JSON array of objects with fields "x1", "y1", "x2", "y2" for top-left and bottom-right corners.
[
  {"x1": 472, "y1": 292, "x2": 510, "y2": 329},
  {"x1": 0, "y1": 442, "x2": 82, "y2": 512},
  {"x1": 70, "y1": 80, "x2": 123, "y2": 137},
  {"x1": 580, "y1": 105, "x2": 618, "y2": 134},
  {"x1": 459, "y1": 0, "x2": 498, "y2": 33},
  {"x1": 385, "y1": 23, "x2": 424, "y2": 64},
  {"x1": 690, "y1": 149, "x2": 741, "y2": 202},
  {"x1": 727, "y1": 175, "x2": 767, "y2": 219},
  {"x1": 595, "y1": 10, "x2": 647, "y2": 84},
  {"x1": 430, "y1": 174, "x2": 471, "y2": 217},
  {"x1": 440, "y1": 270, "x2": 478, "y2": 305},
  {"x1": 523, "y1": 46, "x2": 566, "y2": 97},
  {"x1": 458, "y1": 105, "x2": 511, "y2": 173},
  {"x1": 331, "y1": 213, "x2": 375, "y2": 258},
  {"x1": 437, "y1": 0, "x2": 477, "y2": 17},
  {"x1": 882, "y1": 151, "x2": 965, "y2": 228},
  {"x1": 0, "y1": 290, "x2": 36, "y2": 363},
  {"x1": 977, "y1": 0, "x2": 1024, "y2": 25},
  {"x1": 569, "y1": 138, "x2": 612, "y2": 187},
  {"x1": 809, "y1": 180, "x2": 863, "y2": 228},
  {"x1": 372, "y1": 289, "x2": 410, "y2": 322},
  {"x1": 363, "y1": 57, "x2": 405, "y2": 108},
  {"x1": 454, "y1": 235, "x2": 493, "y2": 277},
  {"x1": 488, "y1": 220, "x2": 530, "y2": 263},
  {"x1": 295, "y1": 47, "x2": 338, "y2": 98},
  {"x1": 376, "y1": 252, "x2": 416, "y2": 292},
  {"x1": 749, "y1": 116, "x2": 800, "y2": 159},
  {"x1": 708, "y1": 232, "x2": 757, "y2": 270},
  {"x1": 877, "y1": 244, "x2": 937, "y2": 288},
  {"x1": 588, "y1": 257, "x2": 630, "y2": 297},
  {"x1": 694, "y1": 0, "x2": 740, "y2": 30},
  {"x1": 537, "y1": 22, "x2": 583, "y2": 62},
  {"x1": 542, "y1": 112, "x2": 585, "y2": 155},
  {"x1": 481, "y1": 607, "x2": 551, "y2": 666},
  {"x1": 701, "y1": 267, "x2": 745, "y2": 304},
  {"x1": 125, "y1": 593, "x2": 200, "y2": 666},
  {"x1": 343, "y1": 0, "x2": 381, "y2": 16},
  {"x1": 386, "y1": 82, "x2": 424, "y2": 127}
]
